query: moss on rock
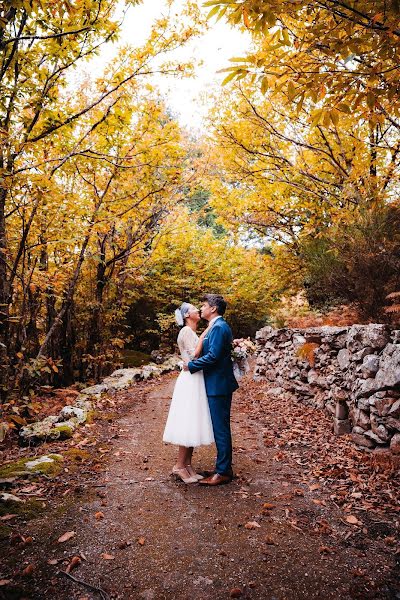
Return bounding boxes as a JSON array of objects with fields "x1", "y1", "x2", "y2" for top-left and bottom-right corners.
[
  {"x1": 0, "y1": 454, "x2": 63, "y2": 478},
  {"x1": 64, "y1": 448, "x2": 90, "y2": 462},
  {"x1": 49, "y1": 424, "x2": 74, "y2": 439}
]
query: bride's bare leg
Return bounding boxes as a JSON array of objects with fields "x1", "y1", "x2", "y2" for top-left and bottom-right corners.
[
  {"x1": 176, "y1": 446, "x2": 189, "y2": 469},
  {"x1": 186, "y1": 447, "x2": 194, "y2": 467},
  {"x1": 186, "y1": 448, "x2": 204, "y2": 480}
]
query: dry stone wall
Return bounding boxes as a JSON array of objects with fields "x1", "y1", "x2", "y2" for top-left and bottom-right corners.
[{"x1": 254, "y1": 324, "x2": 400, "y2": 453}]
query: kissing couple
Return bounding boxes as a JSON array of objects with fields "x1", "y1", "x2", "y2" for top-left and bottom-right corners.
[{"x1": 163, "y1": 294, "x2": 239, "y2": 486}]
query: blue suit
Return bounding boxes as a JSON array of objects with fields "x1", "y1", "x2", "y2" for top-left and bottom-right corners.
[{"x1": 188, "y1": 317, "x2": 239, "y2": 476}]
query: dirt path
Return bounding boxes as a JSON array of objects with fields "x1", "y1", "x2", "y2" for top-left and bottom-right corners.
[{"x1": 1, "y1": 372, "x2": 399, "y2": 600}]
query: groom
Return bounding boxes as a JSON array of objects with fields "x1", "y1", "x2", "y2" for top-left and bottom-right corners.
[{"x1": 184, "y1": 294, "x2": 239, "y2": 486}]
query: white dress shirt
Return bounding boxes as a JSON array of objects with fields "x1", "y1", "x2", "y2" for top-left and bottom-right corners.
[{"x1": 208, "y1": 315, "x2": 222, "y2": 328}]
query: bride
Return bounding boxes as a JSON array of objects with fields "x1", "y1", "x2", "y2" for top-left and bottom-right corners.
[{"x1": 163, "y1": 302, "x2": 214, "y2": 484}]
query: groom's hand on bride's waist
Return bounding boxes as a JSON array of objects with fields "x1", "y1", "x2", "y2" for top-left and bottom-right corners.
[{"x1": 182, "y1": 362, "x2": 189, "y2": 371}]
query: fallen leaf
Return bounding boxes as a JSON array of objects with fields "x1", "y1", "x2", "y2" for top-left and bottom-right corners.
[
  {"x1": 57, "y1": 531, "x2": 75, "y2": 543},
  {"x1": 309, "y1": 483, "x2": 320, "y2": 491},
  {"x1": 95, "y1": 511, "x2": 104, "y2": 520},
  {"x1": 319, "y1": 545, "x2": 335, "y2": 554},
  {"x1": 138, "y1": 537, "x2": 146, "y2": 546},
  {"x1": 47, "y1": 559, "x2": 59, "y2": 565},
  {"x1": 245, "y1": 521, "x2": 261, "y2": 529},
  {"x1": 21, "y1": 564, "x2": 34, "y2": 577},
  {"x1": 345, "y1": 515, "x2": 360, "y2": 525},
  {"x1": 0, "y1": 580, "x2": 12, "y2": 586},
  {"x1": 262, "y1": 503, "x2": 275, "y2": 510},
  {"x1": 100, "y1": 553, "x2": 115, "y2": 560},
  {"x1": 66, "y1": 556, "x2": 81, "y2": 573},
  {"x1": 230, "y1": 588, "x2": 242, "y2": 598},
  {"x1": 0, "y1": 514, "x2": 17, "y2": 521}
]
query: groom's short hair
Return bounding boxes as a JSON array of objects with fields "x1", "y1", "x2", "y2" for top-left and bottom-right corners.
[{"x1": 202, "y1": 294, "x2": 227, "y2": 315}]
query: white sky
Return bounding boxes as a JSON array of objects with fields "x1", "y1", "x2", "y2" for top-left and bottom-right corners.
[{"x1": 87, "y1": 0, "x2": 252, "y2": 131}]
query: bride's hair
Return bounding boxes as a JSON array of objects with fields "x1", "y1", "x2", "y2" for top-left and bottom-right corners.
[{"x1": 174, "y1": 302, "x2": 192, "y2": 327}]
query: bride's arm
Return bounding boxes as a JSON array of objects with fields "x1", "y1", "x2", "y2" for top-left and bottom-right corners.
[{"x1": 193, "y1": 326, "x2": 211, "y2": 358}]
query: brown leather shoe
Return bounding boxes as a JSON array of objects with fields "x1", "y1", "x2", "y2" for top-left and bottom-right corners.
[{"x1": 199, "y1": 473, "x2": 232, "y2": 486}]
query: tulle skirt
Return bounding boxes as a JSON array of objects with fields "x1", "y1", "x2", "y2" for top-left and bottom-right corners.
[{"x1": 163, "y1": 370, "x2": 215, "y2": 447}]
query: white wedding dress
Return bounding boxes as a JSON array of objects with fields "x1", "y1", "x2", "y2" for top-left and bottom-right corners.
[{"x1": 163, "y1": 326, "x2": 214, "y2": 447}]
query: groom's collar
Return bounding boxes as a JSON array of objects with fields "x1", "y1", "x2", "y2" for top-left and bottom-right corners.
[{"x1": 209, "y1": 315, "x2": 222, "y2": 327}]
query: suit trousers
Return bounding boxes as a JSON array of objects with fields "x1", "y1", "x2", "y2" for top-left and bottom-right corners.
[{"x1": 207, "y1": 394, "x2": 233, "y2": 476}]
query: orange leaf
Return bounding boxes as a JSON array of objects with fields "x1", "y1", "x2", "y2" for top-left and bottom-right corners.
[
  {"x1": 244, "y1": 521, "x2": 261, "y2": 529},
  {"x1": 345, "y1": 515, "x2": 360, "y2": 525},
  {"x1": 57, "y1": 530, "x2": 75, "y2": 543}
]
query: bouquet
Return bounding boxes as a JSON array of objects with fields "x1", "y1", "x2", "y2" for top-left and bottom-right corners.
[{"x1": 231, "y1": 337, "x2": 256, "y2": 380}]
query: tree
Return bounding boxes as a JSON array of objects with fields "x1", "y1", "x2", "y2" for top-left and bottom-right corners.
[
  {"x1": 0, "y1": 0, "x2": 203, "y2": 397},
  {"x1": 205, "y1": 1, "x2": 400, "y2": 130}
]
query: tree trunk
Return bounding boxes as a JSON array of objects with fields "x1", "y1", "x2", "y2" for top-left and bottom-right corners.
[{"x1": 0, "y1": 186, "x2": 10, "y2": 402}]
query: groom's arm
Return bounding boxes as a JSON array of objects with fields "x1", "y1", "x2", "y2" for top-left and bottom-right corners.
[{"x1": 188, "y1": 326, "x2": 227, "y2": 373}]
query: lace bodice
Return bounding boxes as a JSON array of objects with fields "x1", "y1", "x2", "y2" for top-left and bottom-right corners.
[{"x1": 177, "y1": 326, "x2": 199, "y2": 362}]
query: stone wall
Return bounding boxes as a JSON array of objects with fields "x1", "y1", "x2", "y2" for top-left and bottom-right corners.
[{"x1": 254, "y1": 324, "x2": 400, "y2": 453}]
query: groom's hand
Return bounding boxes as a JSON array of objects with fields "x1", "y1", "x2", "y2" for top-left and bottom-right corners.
[{"x1": 182, "y1": 362, "x2": 189, "y2": 371}]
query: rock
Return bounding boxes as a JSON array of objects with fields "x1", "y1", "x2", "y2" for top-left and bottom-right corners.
[
  {"x1": 372, "y1": 424, "x2": 390, "y2": 443},
  {"x1": 351, "y1": 347, "x2": 374, "y2": 362},
  {"x1": 389, "y1": 432, "x2": 400, "y2": 454},
  {"x1": 351, "y1": 432, "x2": 375, "y2": 448},
  {"x1": 352, "y1": 426, "x2": 366, "y2": 435},
  {"x1": 374, "y1": 397, "x2": 396, "y2": 417},
  {"x1": 357, "y1": 397, "x2": 370, "y2": 411},
  {"x1": 292, "y1": 334, "x2": 306, "y2": 349},
  {"x1": 361, "y1": 355, "x2": 380, "y2": 378},
  {"x1": 307, "y1": 370, "x2": 318, "y2": 384},
  {"x1": 24, "y1": 454, "x2": 63, "y2": 475},
  {"x1": 80, "y1": 383, "x2": 108, "y2": 396},
  {"x1": 347, "y1": 324, "x2": 390, "y2": 352},
  {"x1": 374, "y1": 346, "x2": 400, "y2": 389},
  {"x1": 59, "y1": 406, "x2": 86, "y2": 423},
  {"x1": 0, "y1": 492, "x2": 25, "y2": 504},
  {"x1": 353, "y1": 409, "x2": 370, "y2": 430},
  {"x1": 268, "y1": 387, "x2": 284, "y2": 397},
  {"x1": 364, "y1": 430, "x2": 387, "y2": 444},
  {"x1": 52, "y1": 420, "x2": 76, "y2": 439},
  {"x1": 20, "y1": 415, "x2": 60, "y2": 444},
  {"x1": 337, "y1": 349, "x2": 350, "y2": 370},
  {"x1": 390, "y1": 330, "x2": 400, "y2": 344},
  {"x1": 384, "y1": 417, "x2": 400, "y2": 431},
  {"x1": 388, "y1": 399, "x2": 400, "y2": 418},
  {"x1": 355, "y1": 378, "x2": 379, "y2": 398},
  {"x1": 333, "y1": 418, "x2": 351, "y2": 435}
]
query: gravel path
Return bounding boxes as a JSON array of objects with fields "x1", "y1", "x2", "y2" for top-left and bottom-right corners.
[{"x1": 1, "y1": 372, "x2": 399, "y2": 600}]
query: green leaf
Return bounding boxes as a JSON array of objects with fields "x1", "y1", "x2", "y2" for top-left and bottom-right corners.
[
  {"x1": 221, "y1": 71, "x2": 238, "y2": 85},
  {"x1": 207, "y1": 6, "x2": 221, "y2": 20}
]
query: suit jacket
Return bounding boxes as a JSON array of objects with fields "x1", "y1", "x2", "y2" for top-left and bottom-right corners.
[{"x1": 188, "y1": 317, "x2": 239, "y2": 396}]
